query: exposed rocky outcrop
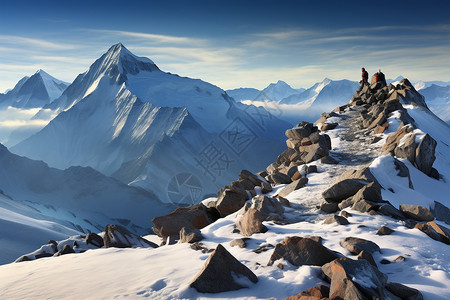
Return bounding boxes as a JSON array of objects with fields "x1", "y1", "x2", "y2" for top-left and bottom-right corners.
[
  {"x1": 399, "y1": 204, "x2": 434, "y2": 222},
  {"x1": 414, "y1": 221, "x2": 450, "y2": 245}
]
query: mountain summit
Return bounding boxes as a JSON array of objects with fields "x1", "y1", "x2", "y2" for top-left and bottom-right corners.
[{"x1": 0, "y1": 70, "x2": 68, "y2": 109}]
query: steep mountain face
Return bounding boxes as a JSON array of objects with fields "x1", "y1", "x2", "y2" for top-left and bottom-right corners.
[
  {"x1": 13, "y1": 44, "x2": 290, "y2": 204},
  {"x1": 0, "y1": 143, "x2": 173, "y2": 237},
  {"x1": 0, "y1": 70, "x2": 68, "y2": 109},
  {"x1": 420, "y1": 84, "x2": 450, "y2": 124}
]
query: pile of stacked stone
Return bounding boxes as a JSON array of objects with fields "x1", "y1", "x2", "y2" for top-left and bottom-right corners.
[{"x1": 349, "y1": 77, "x2": 438, "y2": 177}]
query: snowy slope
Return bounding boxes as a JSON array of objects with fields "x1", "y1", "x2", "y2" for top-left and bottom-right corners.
[
  {"x1": 0, "y1": 143, "x2": 174, "y2": 237},
  {"x1": 1, "y1": 95, "x2": 449, "y2": 299},
  {"x1": 420, "y1": 84, "x2": 450, "y2": 124},
  {"x1": 0, "y1": 70, "x2": 68, "y2": 109},
  {"x1": 0, "y1": 192, "x2": 81, "y2": 265}
]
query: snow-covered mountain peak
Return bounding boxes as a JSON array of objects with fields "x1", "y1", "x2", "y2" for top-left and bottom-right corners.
[{"x1": 95, "y1": 43, "x2": 160, "y2": 79}]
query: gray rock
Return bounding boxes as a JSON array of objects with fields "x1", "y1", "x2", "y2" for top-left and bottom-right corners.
[
  {"x1": 322, "y1": 258, "x2": 390, "y2": 300},
  {"x1": 320, "y1": 201, "x2": 339, "y2": 213},
  {"x1": 394, "y1": 132, "x2": 416, "y2": 163},
  {"x1": 323, "y1": 215, "x2": 349, "y2": 225},
  {"x1": 251, "y1": 195, "x2": 284, "y2": 217},
  {"x1": 322, "y1": 179, "x2": 367, "y2": 202},
  {"x1": 376, "y1": 226, "x2": 395, "y2": 236},
  {"x1": 190, "y1": 244, "x2": 258, "y2": 293},
  {"x1": 352, "y1": 182, "x2": 382, "y2": 203},
  {"x1": 341, "y1": 237, "x2": 381, "y2": 255},
  {"x1": 415, "y1": 134, "x2": 437, "y2": 176},
  {"x1": 85, "y1": 233, "x2": 104, "y2": 248},
  {"x1": 216, "y1": 190, "x2": 248, "y2": 217},
  {"x1": 414, "y1": 221, "x2": 450, "y2": 245},
  {"x1": 230, "y1": 238, "x2": 249, "y2": 248},
  {"x1": 385, "y1": 282, "x2": 424, "y2": 300},
  {"x1": 278, "y1": 177, "x2": 308, "y2": 198},
  {"x1": 357, "y1": 250, "x2": 377, "y2": 267},
  {"x1": 399, "y1": 204, "x2": 434, "y2": 221},
  {"x1": 104, "y1": 225, "x2": 158, "y2": 248},
  {"x1": 432, "y1": 201, "x2": 450, "y2": 225},
  {"x1": 352, "y1": 198, "x2": 377, "y2": 213},
  {"x1": 179, "y1": 227, "x2": 204, "y2": 243},
  {"x1": 267, "y1": 172, "x2": 292, "y2": 185},
  {"x1": 378, "y1": 204, "x2": 406, "y2": 220},
  {"x1": 54, "y1": 244, "x2": 75, "y2": 257},
  {"x1": 236, "y1": 208, "x2": 268, "y2": 237},
  {"x1": 268, "y1": 236, "x2": 338, "y2": 266}
]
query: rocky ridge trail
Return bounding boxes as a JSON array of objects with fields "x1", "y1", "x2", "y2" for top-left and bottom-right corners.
[{"x1": 4, "y1": 77, "x2": 450, "y2": 299}]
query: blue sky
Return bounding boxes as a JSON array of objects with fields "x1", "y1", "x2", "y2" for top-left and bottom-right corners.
[{"x1": 1, "y1": 0, "x2": 449, "y2": 92}]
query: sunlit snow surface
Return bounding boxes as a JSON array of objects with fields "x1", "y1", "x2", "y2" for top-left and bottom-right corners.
[{"x1": 1, "y1": 103, "x2": 449, "y2": 299}]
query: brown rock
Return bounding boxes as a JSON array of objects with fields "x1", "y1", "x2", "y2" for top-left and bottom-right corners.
[
  {"x1": 189, "y1": 244, "x2": 258, "y2": 293},
  {"x1": 376, "y1": 226, "x2": 395, "y2": 236},
  {"x1": 352, "y1": 198, "x2": 376, "y2": 213},
  {"x1": 268, "y1": 236, "x2": 339, "y2": 266},
  {"x1": 414, "y1": 221, "x2": 450, "y2": 244},
  {"x1": 153, "y1": 204, "x2": 213, "y2": 238},
  {"x1": 85, "y1": 233, "x2": 104, "y2": 248},
  {"x1": 236, "y1": 208, "x2": 268, "y2": 237},
  {"x1": 340, "y1": 237, "x2": 381, "y2": 255},
  {"x1": 268, "y1": 172, "x2": 292, "y2": 185},
  {"x1": 230, "y1": 238, "x2": 249, "y2": 248},
  {"x1": 352, "y1": 182, "x2": 382, "y2": 203},
  {"x1": 322, "y1": 258, "x2": 389, "y2": 300},
  {"x1": 399, "y1": 204, "x2": 434, "y2": 221},
  {"x1": 216, "y1": 189, "x2": 248, "y2": 217},
  {"x1": 283, "y1": 285, "x2": 330, "y2": 300},
  {"x1": 320, "y1": 155, "x2": 339, "y2": 164},
  {"x1": 179, "y1": 227, "x2": 204, "y2": 243},
  {"x1": 278, "y1": 177, "x2": 308, "y2": 198},
  {"x1": 394, "y1": 132, "x2": 417, "y2": 163},
  {"x1": 357, "y1": 250, "x2": 377, "y2": 267},
  {"x1": 374, "y1": 122, "x2": 389, "y2": 134},
  {"x1": 322, "y1": 179, "x2": 366, "y2": 202},
  {"x1": 323, "y1": 215, "x2": 349, "y2": 225},
  {"x1": 340, "y1": 210, "x2": 352, "y2": 218},
  {"x1": 321, "y1": 123, "x2": 338, "y2": 131}
]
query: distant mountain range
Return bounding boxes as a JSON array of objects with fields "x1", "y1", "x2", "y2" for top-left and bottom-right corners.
[{"x1": 10, "y1": 43, "x2": 290, "y2": 205}]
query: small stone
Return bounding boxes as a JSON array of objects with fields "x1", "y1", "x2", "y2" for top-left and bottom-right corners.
[
  {"x1": 341, "y1": 237, "x2": 381, "y2": 255},
  {"x1": 380, "y1": 259, "x2": 391, "y2": 264},
  {"x1": 320, "y1": 202, "x2": 339, "y2": 213},
  {"x1": 277, "y1": 177, "x2": 308, "y2": 198},
  {"x1": 376, "y1": 226, "x2": 395, "y2": 236},
  {"x1": 357, "y1": 250, "x2": 377, "y2": 267},
  {"x1": 230, "y1": 238, "x2": 249, "y2": 248},
  {"x1": 320, "y1": 155, "x2": 339, "y2": 164},
  {"x1": 340, "y1": 211, "x2": 352, "y2": 218},
  {"x1": 277, "y1": 263, "x2": 284, "y2": 270},
  {"x1": 323, "y1": 215, "x2": 349, "y2": 225},
  {"x1": 394, "y1": 256, "x2": 406, "y2": 262}
]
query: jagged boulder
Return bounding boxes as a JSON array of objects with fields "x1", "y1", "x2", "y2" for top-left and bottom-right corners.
[
  {"x1": 323, "y1": 215, "x2": 349, "y2": 225},
  {"x1": 179, "y1": 227, "x2": 204, "y2": 243},
  {"x1": 414, "y1": 221, "x2": 450, "y2": 244},
  {"x1": 352, "y1": 182, "x2": 382, "y2": 203},
  {"x1": 189, "y1": 244, "x2": 258, "y2": 293},
  {"x1": 153, "y1": 204, "x2": 215, "y2": 238},
  {"x1": 252, "y1": 195, "x2": 284, "y2": 217},
  {"x1": 386, "y1": 282, "x2": 424, "y2": 300},
  {"x1": 399, "y1": 204, "x2": 434, "y2": 221},
  {"x1": 215, "y1": 189, "x2": 248, "y2": 217},
  {"x1": 322, "y1": 179, "x2": 367, "y2": 202},
  {"x1": 278, "y1": 177, "x2": 308, "y2": 198},
  {"x1": 320, "y1": 201, "x2": 339, "y2": 213},
  {"x1": 230, "y1": 238, "x2": 249, "y2": 248},
  {"x1": 357, "y1": 250, "x2": 377, "y2": 267},
  {"x1": 376, "y1": 226, "x2": 395, "y2": 236},
  {"x1": 268, "y1": 236, "x2": 339, "y2": 266},
  {"x1": 415, "y1": 134, "x2": 437, "y2": 176},
  {"x1": 432, "y1": 201, "x2": 450, "y2": 225},
  {"x1": 104, "y1": 225, "x2": 158, "y2": 248},
  {"x1": 267, "y1": 172, "x2": 292, "y2": 185},
  {"x1": 236, "y1": 208, "x2": 268, "y2": 236},
  {"x1": 85, "y1": 233, "x2": 104, "y2": 248},
  {"x1": 54, "y1": 244, "x2": 75, "y2": 257},
  {"x1": 322, "y1": 258, "x2": 392, "y2": 299},
  {"x1": 340, "y1": 237, "x2": 380, "y2": 255}
]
